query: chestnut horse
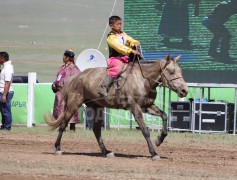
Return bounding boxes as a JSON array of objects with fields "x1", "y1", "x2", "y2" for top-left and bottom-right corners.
[{"x1": 45, "y1": 54, "x2": 188, "y2": 160}]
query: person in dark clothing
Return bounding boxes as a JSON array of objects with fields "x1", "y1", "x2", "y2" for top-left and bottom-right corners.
[
  {"x1": 156, "y1": 0, "x2": 200, "y2": 45},
  {"x1": 202, "y1": 0, "x2": 237, "y2": 60}
]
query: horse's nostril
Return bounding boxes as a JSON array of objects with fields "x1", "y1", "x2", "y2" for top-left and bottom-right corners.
[{"x1": 182, "y1": 89, "x2": 188, "y2": 95}]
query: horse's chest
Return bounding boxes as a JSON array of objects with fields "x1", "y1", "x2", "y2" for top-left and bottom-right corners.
[
  {"x1": 132, "y1": 91, "x2": 156, "y2": 106},
  {"x1": 143, "y1": 91, "x2": 157, "y2": 106}
]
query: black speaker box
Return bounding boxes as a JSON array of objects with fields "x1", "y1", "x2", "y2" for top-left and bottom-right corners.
[
  {"x1": 194, "y1": 102, "x2": 228, "y2": 132},
  {"x1": 170, "y1": 101, "x2": 191, "y2": 130}
]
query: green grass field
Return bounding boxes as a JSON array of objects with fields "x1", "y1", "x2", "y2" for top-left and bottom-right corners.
[
  {"x1": 12, "y1": 125, "x2": 237, "y2": 147},
  {"x1": 0, "y1": 0, "x2": 124, "y2": 82}
]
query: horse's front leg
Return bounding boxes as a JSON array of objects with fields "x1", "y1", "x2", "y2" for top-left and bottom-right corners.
[
  {"x1": 131, "y1": 103, "x2": 160, "y2": 160},
  {"x1": 92, "y1": 107, "x2": 114, "y2": 157},
  {"x1": 146, "y1": 104, "x2": 168, "y2": 147}
]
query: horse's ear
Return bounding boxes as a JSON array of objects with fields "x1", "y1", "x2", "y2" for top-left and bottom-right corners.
[
  {"x1": 174, "y1": 54, "x2": 182, "y2": 62},
  {"x1": 165, "y1": 54, "x2": 171, "y2": 61}
]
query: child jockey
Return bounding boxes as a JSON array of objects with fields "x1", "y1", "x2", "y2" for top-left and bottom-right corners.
[{"x1": 98, "y1": 15, "x2": 141, "y2": 96}]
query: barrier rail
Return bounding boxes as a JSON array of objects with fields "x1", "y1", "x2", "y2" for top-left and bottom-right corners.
[{"x1": 10, "y1": 73, "x2": 237, "y2": 135}]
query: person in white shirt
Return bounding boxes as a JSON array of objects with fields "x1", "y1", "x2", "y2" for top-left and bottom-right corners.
[{"x1": 0, "y1": 52, "x2": 14, "y2": 131}]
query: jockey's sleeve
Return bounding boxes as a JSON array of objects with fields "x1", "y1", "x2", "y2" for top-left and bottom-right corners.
[
  {"x1": 123, "y1": 32, "x2": 140, "y2": 47},
  {"x1": 107, "y1": 34, "x2": 133, "y2": 56}
]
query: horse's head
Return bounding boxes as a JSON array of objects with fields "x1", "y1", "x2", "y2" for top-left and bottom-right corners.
[{"x1": 160, "y1": 55, "x2": 188, "y2": 98}]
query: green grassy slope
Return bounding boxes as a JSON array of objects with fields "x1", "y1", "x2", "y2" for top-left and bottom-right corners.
[{"x1": 0, "y1": 0, "x2": 124, "y2": 82}]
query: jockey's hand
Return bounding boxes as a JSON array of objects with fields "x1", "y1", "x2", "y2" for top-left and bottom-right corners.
[
  {"x1": 132, "y1": 49, "x2": 141, "y2": 56},
  {"x1": 51, "y1": 83, "x2": 58, "y2": 93},
  {"x1": 130, "y1": 50, "x2": 141, "y2": 60},
  {"x1": 1, "y1": 95, "x2": 6, "y2": 103},
  {"x1": 133, "y1": 42, "x2": 140, "y2": 47}
]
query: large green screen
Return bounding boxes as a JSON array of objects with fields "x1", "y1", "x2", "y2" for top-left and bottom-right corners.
[{"x1": 124, "y1": 0, "x2": 237, "y2": 83}]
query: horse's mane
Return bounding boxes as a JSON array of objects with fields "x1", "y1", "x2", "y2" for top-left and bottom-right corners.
[
  {"x1": 140, "y1": 60, "x2": 158, "y2": 64},
  {"x1": 127, "y1": 59, "x2": 162, "y2": 70}
]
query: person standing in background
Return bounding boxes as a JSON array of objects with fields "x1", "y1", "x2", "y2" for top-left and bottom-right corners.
[
  {"x1": 52, "y1": 49, "x2": 81, "y2": 131},
  {"x1": 0, "y1": 51, "x2": 14, "y2": 131},
  {"x1": 202, "y1": 0, "x2": 237, "y2": 61},
  {"x1": 156, "y1": 0, "x2": 200, "y2": 46}
]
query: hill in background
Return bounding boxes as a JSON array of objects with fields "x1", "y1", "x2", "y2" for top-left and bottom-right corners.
[{"x1": 0, "y1": 0, "x2": 123, "y2": 82}]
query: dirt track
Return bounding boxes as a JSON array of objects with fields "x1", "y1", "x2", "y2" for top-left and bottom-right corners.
[{"x1": 0, "y1": 127, "x2": 237, "y2": 180}]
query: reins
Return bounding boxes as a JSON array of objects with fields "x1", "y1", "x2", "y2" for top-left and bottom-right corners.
[
  {"x1": 133, "y1": 53, "x2": 184, "y2": 88},
  {"x1": 115, "y1": 52, "x2": 137, "y2": 93},
  {"x1": 114, "y1": 47, "x2": 184, "y2": 96},
  {"x1": 134, "y1": 47, "x2": 164, "y2": 85},
  {"x1": 117, "y1": 47, "x2": 162, "y2": 94}
]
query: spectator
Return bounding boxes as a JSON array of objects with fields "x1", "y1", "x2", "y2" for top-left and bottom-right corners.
[
  {"x1": 0, "y1": 51, "x2": 14, "y2": 131},
  {"x1": 52, "y1": 49, "x2": 80, "y2": 131}
]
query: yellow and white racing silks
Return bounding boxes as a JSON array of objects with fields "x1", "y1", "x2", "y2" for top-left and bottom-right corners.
[{"x1": 107, "y1": 31, "x2": 140, "y2": 57}]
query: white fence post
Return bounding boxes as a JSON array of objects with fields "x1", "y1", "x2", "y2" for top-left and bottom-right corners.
[
  {"x1": 234, "y1": 88, "x2": 237, "y2": 135},
  {"x1": 27, "y1": 72, "x2": 36, "y2": 127}
]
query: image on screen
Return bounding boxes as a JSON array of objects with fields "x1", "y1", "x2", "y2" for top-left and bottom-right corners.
[{"x1": 124, "y1": 0, "x2": 237, "y2": 83}]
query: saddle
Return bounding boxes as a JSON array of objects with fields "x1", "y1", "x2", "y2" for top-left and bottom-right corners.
[{"x1": 108, "y1": 61, "x2": 136, "y2": 103}]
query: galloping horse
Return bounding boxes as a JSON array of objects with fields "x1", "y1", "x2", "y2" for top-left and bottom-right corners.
[{"x1": 45, "y1": 54, "x2": 188, "y2": 160}]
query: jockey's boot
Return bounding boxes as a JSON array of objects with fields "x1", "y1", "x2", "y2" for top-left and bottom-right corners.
[{"x1": 98, "y1": 75, "x2": 113, "y2": 96}]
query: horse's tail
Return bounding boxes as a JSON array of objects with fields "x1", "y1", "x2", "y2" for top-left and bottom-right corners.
[
  {"x1": 44, "y1": 75, "x2": 79, "y2": 129},
  {"x1": 44, "y1": 112, "x2": 64, "y2": 129}
]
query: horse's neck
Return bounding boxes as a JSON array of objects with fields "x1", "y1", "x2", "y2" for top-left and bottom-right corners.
[{"x1": 140, "y1": 60, "x2": 162, "y2": 87}]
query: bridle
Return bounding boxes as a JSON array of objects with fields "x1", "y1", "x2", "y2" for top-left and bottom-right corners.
[
  {"x1": 137, "y1": 47, "x2": 183, "y2": 88},
  {"x1": 136, "y1": 56, "x2": 183, "y2": 89},
  {"x1": 158, "y1": 60, "x2": 183, "y2": 90},
  {"x1": 118, "y1": 49, "x2": 183, "y2": 92}
]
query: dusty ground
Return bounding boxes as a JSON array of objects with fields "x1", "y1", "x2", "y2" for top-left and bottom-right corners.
[{"x1": 0, "y1": 127, "x2": 237, "y2": 180}]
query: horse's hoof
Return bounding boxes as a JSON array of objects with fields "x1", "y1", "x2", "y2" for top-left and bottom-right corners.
[
  {"x1": 155, "y1": 136, "x2": 162, "y2": 147},
  {"x1": 106, "y1": 152, "x2": 115, "y2": 158},
  {"x1": 55, "y1": 150, "x2": 62, "y2": 155},
  {"x1": 152, "y1": 155, "x2": 161, "y2": 161}
]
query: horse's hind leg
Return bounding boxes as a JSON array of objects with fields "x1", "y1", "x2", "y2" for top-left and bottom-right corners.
[
  {"x1": 54, "y1": 111, "x2": 73, "y2": 154},
  {"x1": 91, "y1": 107, "x2": 114, "y2": 157},
  {"x1": 55, "y1": 93, "x2": 83, "y2": 154}
]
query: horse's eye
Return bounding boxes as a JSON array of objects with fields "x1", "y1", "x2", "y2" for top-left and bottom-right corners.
[{"x1": 169, "y1": 70, "x2": 175, "y2": 75}]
